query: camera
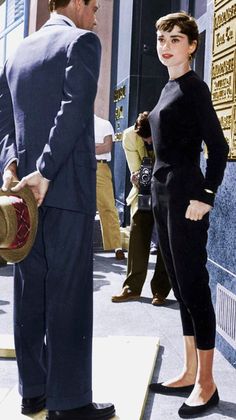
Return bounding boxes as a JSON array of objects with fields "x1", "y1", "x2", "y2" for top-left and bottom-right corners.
[{"x1": 138, "y1": 157, "x2": 153, "y2": 211}]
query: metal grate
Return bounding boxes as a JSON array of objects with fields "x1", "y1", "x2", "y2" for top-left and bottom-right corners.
[{"x1": 216, "y1": 284, "x2": 236, "y2": 349}]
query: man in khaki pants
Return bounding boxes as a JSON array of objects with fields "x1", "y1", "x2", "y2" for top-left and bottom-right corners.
[{"x1": 95, "y1": 115, "x2": 125, "y2": 260}]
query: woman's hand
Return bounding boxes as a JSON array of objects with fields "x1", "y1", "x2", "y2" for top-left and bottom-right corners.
[
  {"x1": 185, "y1": 200, "x2": 212, "y2": 221},
  {"x1": 130, "y1": 171, "x2": 140, "y2": 187}
]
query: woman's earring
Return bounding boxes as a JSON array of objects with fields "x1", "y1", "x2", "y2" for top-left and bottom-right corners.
[{"x1": 189, "y1": 53, "x2": 193, "y2": 62}]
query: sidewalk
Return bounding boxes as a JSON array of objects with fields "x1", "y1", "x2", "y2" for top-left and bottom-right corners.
[{"x1": 0, "y1": 252, "x2": 236, "y2": 419}]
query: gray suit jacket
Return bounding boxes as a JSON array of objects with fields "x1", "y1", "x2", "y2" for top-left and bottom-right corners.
[{"x1": 0, "y1": 16, "x2": 101, "y2": 214}]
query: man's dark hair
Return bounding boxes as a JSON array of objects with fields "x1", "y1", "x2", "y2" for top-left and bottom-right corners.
[
  {"x1": 49, "y1": 0, "x2": 90, "y2": 12},
  {"x1": 134, "y1": 111, "x2": 151, "y2": 139}
]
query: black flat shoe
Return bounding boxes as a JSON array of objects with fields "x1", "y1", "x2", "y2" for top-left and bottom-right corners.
[
  {"x1": 178, "y1": 388, "x2": 219, "y2": 418},
  {"x1": 21, "y1": 394, "x2": 46, "y2": 414},
  {"x1": 46, "y1": 402, "x2": 115, "y2": 419},
  {"x1": 149, "y1": 382, "x2": 194, "y2": 396}
]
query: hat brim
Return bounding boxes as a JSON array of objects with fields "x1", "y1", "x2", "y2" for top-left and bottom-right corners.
[{"x1": 0, "y1": 182, "x2": 38, "y2": 263}]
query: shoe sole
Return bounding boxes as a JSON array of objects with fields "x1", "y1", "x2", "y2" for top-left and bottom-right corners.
[
  {"x1": 46, "y1": 409, "x2": 116, "y2": 420},
  {"x1": 21, "y1": 404, "x2": 46, "y2": 415},
  {"x1": 152, "y1": 301, "x2": 166, "y2": 306}
]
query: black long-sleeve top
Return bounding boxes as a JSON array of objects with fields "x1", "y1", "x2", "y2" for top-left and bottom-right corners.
[{"x1": 149, "y1": 70, "x2": 229, "y2": 206}]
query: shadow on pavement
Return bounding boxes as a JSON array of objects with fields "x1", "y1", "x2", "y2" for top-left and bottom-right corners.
[
  {"x1": 140, "y1": 297, "x2": 179, "y2": 309},
  {"x1": 93, "y1": 279, "x2": 111, "y2": 292},
  {"x1": 94, "y1": 253, "x2": 127, "y2": 275}
]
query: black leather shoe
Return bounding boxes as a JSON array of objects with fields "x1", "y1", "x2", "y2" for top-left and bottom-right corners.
[
  {"x1": 21, "y1": 394, "x2": 46, "y2": 414},
  {"x1": 46, "y1": 402, "x2": 115, "y2": 419},
  {"x1": 178, "y1": 388, "x2": 219, "y2": 418},
  {"x1": 149, "y1": 382, "x2": 194, "y2": 396}
]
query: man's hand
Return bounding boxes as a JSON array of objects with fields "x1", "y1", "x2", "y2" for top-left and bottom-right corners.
[
  {"x1": 11, "y1": 171, "x2": 50, "y2": 207},
  {"x1": 2, "y1": 162, "x2": 19, "y2": 191},
  {"x1": 185, "y1": 200, "x2": 212, "y2": 221},
  {"x1": 130, "y1": 170, "x2": 140, "y2": 187}
]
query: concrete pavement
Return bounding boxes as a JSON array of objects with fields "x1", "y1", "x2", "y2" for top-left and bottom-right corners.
[{"x1": 0, "y1": 251, "x2": 236, "y2": 419}]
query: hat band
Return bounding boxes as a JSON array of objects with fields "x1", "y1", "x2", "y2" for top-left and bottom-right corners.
[{"x1": 8, "y1": 196, "x2": 31, "y2": 250}]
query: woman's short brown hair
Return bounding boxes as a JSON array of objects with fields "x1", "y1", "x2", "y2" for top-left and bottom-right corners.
[
  {"x1": 134, "y1": 111, "x2": 151, "y2": 139},
  {"x1": 156, "y1": 11, "x2": 199, "y2": 58},
  {"x1": 49, "y1": 0, "x2": 90, "y2": 12}
]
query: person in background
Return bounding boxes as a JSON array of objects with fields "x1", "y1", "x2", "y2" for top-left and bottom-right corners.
[
  {"x1": 112, "y1": 112, "x2": 171, "y2": 304},
  {"x1": 95, "y1": 114, "x2": 125, "y2": 260},
  {"x1": 0, "y1": 1, "x2": 115, "y2": 419},
  {"x1": 149, "y1": 11, "x2": 229, "y2": 419}
]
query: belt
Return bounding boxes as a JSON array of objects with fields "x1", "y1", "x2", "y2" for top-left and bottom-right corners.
[{"x1": 96, "y1": 159, "x2": 108, "y2": 163}]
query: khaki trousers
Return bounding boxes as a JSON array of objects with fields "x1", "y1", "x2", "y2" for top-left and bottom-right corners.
[
  {"x1": 123, "y1": 209, "x2": 171, "y2": 297},
  {"x1": 96, "y1": 162, "x2": 122, "y2": 250},
  {"x1": 123, "y1": 210, "x2": 171, "y2": 299}
]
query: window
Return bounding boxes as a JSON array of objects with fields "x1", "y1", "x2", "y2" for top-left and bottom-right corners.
[
  {"x1": 0, "y1": 37, "x2": 4, "y2": 68},
  {"x1": 0, "y1": 0, "x2": 26, "y2": 66},
  {"x1": 194, "y1": 30, "x2": 206, "y2": 80},
  {"x1": 5, "y1": 20, "x2": 24, "y2": 59},
  {"x1": 180, "y1": 0, "x2": 190, "y2": 12},
  {"x1": 0, "y1": 2, "x2": 6, "y2": 33},
  {"x1": 189, "y1": 0, "x2": 207, "y2": 19},
  {"x1": 6, "y1": 0, "x2": 24, "y2": 27}
]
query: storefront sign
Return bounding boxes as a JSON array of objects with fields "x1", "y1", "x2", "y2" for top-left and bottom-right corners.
[
  {"x1": 211, "y1": 52, "x2": 235, "y2": 104},
  {"x1": 216, "y1": 107, "x2": 234, "y2": 155},
  {"x1": 115, "y1": 105, "x2": 124, "y2": 120},
  {"x1": 114, "y1": 86, "x2": 126, "y2": 103},
  {"x1": 213, "y1": 0, "x2": 236, "y2": 55},
  {"x1": 215, "y1": 0, "x2": 229, "y2": 7},
  {"x1": 211, "y1": 0, "x2": 236, "y2": 160},
  {"x1": 113, "y1": 83, "x2": 127, "y2": 141}
]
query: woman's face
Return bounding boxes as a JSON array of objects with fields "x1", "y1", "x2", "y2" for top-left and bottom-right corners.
[{"x1": 156, "y1": 25, "x2": 196, "y2": 68}]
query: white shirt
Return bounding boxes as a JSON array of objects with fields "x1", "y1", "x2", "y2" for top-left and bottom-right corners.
[
  {"x1": 94, "y1": 115, "x2": 115, "y2": 162},
  {"x1": 50, "y1": 13, "x2": 77, "y2": 28}
]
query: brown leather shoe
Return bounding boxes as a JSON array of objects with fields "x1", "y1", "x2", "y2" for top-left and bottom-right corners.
[
  {"x1": 112, "y1": 286, "x2": 140, "y2": 302},
  {"x1": 115, "y1": 249, "x2": 125, "y2": 260},
  {"x1": 152, "y1": 294, "x2": 166, "y2": 306}
]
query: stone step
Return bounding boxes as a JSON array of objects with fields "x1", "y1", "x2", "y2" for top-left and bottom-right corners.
[
  {"x1": 0, "y1": 336, "x2": 159, "y2": 420},
  {"x1": 0, "y1": 334, "x2": 15, "y2": 358}
]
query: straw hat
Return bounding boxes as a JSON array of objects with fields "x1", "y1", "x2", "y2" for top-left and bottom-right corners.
[{"x1": 0, "y1": 182, "x2": 38, "y2": 263}]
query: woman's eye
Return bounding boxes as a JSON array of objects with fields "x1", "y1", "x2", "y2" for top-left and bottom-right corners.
[{"x1": 172, "y1": 38, "x2": 179, "y2": 43}]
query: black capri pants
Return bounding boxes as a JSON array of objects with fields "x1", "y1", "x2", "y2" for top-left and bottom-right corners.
[{"x1": 151, "y1": 165, "x2": 216, "y2": 350}]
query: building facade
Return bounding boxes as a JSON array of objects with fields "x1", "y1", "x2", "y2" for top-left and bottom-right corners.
[
  {"x1": 106, "y1": 0, "x2": 236, "y2": 367},
  {"x1": 0, "y1": 0, "x2": 235, "y2": 367},
  {"x1": 0, "y1": 0, "x2": 28, "y2": 68}
]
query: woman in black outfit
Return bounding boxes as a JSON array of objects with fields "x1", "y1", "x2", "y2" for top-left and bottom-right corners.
[{"x1": 148, "y1": 12, "x2": 229, "y2": 418}]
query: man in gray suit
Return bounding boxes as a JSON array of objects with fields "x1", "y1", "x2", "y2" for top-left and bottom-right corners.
[{"x1": 0, "y1": 1, "x2": 115, "y2": 419}]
